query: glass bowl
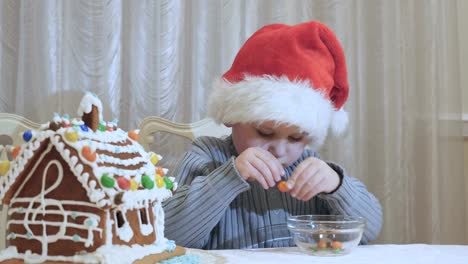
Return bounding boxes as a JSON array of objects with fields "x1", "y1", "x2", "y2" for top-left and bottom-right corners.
[{"x1": 287, "y1": 215, "x2": 365, "y2": 256}]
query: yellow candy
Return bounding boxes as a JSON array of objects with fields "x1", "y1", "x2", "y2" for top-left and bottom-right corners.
[
  {"x1": 0, "y1": 160, "x2": 10, "y2": 176},
  {"x1": 130, "y1": 179, "x2": 139, "y2": 191},
  {"x1": 155, "y1": 174, "x2": 165, "y2": 188},
  {"x1": 65, "y1": 131, "x2": 79, "y2": 142},
  {"x1": 150, "y1": 153, "x2": 159, "y2": 165}
]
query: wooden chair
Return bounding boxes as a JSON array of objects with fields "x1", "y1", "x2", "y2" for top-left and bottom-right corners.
[
  {"x1": 138, "y1": 117, "x2": 231, "y2": 173},
  {"x1": 0, "y1": 113, "x2": 41, "y2": 250}
]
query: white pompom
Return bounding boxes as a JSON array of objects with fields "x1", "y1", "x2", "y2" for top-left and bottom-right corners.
[{"x1": 331, "y1": 108, "x2": 349, "y2": 135}]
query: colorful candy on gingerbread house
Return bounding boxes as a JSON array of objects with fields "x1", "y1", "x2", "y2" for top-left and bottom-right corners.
[{"x1": 0, "y1": 92, "x2": 184, "y2": 263}]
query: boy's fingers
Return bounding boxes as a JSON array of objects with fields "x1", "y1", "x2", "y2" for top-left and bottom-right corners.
[
  {"x1": 254, "y1": 151, "x2": 278, "y2": 183},
  {"x1": 259, "y1": 148, "x2": 284, "y2": 178},
  {"x1": 246, "y1": 163, "x2": 269, "y2": 189},
  {"x1": 290, "y1": 165, "x2": 320, "y2": 197},
  {"x1": 250, "y1": 156, "x2": 276, "y2": 187},
  {"x1": 256, "y1": 148, "x2": 284, "y2": 182},
  {"x1": 287, "y1": 159, "x2": 312, "y2": 189},
  {"x1": 296, "y1": 175, "x2": 323, "y2": 200},
  {"x1": 301, "y1": 184, "x2": 322, "y2": 201}
]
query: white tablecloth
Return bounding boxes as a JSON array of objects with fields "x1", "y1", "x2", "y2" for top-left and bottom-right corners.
[{"x1": 190, "y1": 244, "x2": 468, "y2": 264}]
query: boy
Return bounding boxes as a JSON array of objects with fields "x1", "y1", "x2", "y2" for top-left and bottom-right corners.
[{"x1": 163, "y1": 21, "x2": 382, "y2": 249}]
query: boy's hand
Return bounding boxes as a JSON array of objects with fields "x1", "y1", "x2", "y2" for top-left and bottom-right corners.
[
  {"x1": 235, "y1": 147, "x2": 285, "y2": 189},
  {"x1": 286, "y1": 157, "x2": 340, "y2": 201}
]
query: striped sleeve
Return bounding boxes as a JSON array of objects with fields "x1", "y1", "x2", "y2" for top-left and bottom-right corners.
[
  {"x1": 162, "y1": 138, "x2": 250, "y2": 248},
  {"x1": 317, "y1": 162, "x2": 383, "y2": 244}
]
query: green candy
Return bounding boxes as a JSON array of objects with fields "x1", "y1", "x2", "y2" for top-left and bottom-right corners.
[
  {"x1": 98, "y1": 123, "x2": 106, "y2": 132},
  {"x1": 142, "y1": 175, "x2": 154, "y2": 189},
  {"x1": 163, "y1": 177, "x2": 174, "y2": 190},
  {"x1": 332, "y1": 248, "x2": 341, "y2": 254},
  {"x1": 101, "y1": 174, "x2": 115, "y2": 188}
]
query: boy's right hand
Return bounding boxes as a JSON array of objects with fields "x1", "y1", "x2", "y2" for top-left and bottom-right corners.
[{"x1": 235, "y1": 147, "x2": 285, "y2": 189}]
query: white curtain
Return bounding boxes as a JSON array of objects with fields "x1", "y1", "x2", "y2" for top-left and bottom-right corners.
[{"x1": 0, "y1": 0, "x2": 465, "y2": 244}]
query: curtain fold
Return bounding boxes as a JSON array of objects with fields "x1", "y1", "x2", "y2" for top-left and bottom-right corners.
[{"x1": 0, "y1": 0, "x2": 465, "y2": 244}]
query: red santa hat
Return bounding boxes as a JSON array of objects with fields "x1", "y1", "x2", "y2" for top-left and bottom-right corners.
[{"x1": 208, "y1": 21, "x2": 349, "y2": 147}]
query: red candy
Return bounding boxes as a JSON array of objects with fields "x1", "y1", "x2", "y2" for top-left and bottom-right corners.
[{"x1": 117, "y1": 177, "x2": 130, "y2": 190}]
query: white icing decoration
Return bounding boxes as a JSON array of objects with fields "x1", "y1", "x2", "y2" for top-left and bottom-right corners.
[
  {"x1": 105, "y1": 211, "x2": 113, "y2": 245},
  {"x1": 71, "y1": 118, "x2": 84, "y2": 126},
  {"x1": 77, "y1": 92, "x2": 104, "y2": 121},
  {"x1": 39, "y1": 122, "x2": 50, "y2": 130},
  {"x1": 53, "y1": 113, "x2": 61, "y2": 123},
  {"x1": 166, "y1": 240, "x2": 176, "y2": 252},
  {"x1": 98, "y1": 154, "x2": 146, "y2": 166},
  {"x1": 153, "y1": 201, "x2": 165, "y2": 244}
]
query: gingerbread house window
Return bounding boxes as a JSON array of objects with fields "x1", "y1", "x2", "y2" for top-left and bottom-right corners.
[
  {"x1": 138, "y1": 207, "x2": 153, "y2": 236},
  {"x1": 115, "y1": 210, "x2": 125, "y2": 228},
  {"x1": 139, "y1": 208, "x2": 148, "y2": 225},
  {"x1": 113, "y1": 209, "x2": 134, "y2": 242}
]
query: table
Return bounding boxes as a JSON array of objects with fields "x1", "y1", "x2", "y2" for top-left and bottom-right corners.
[{"x1": 188, "y1": 244, "x2": 468, "y2": 264}]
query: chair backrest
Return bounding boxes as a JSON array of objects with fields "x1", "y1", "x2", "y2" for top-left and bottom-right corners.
[
  {"x1": 0, "y1": 113, "x2": 42, "y2": 250},
  {"x1": 138, "y1": 117, "x2": 231, "y2": 150},
  {"x1": 138, "y1": 117, "x2": 231, "y2": 174}
]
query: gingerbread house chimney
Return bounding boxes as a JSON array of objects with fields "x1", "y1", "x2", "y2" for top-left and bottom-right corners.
[
  {"x1": 82, "y1": 105, "x2": 99, "y2": 131},
  {"x1": 78, "y1": 92, "x2": 103, "y2": 132}
]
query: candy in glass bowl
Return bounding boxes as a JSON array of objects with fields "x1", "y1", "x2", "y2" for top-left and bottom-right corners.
[{"x1": 287, "y1": 215, "x2": 365, "y2": 256}]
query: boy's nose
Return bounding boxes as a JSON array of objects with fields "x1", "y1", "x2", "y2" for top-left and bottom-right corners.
[{"x1": 268, "y1": 140, "x2": 287, "y2": 159}]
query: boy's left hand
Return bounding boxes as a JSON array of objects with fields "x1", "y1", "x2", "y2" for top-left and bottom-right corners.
[{"x1": 286, "y1": 157, "x2": 340, "y2": 201}]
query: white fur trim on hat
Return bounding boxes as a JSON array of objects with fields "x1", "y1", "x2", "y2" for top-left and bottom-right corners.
[{"x1": 207, "y1": 76, "x2": 348, "y2": 147}]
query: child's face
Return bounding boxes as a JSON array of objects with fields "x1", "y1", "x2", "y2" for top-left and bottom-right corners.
[{"x1": 231, "y1": 121, "x2": 308, "y2": 167}]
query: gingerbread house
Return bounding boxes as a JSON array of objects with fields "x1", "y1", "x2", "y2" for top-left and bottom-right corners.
[{"x1": 0, "y1": 92, "x2": 183, "y2": 263}]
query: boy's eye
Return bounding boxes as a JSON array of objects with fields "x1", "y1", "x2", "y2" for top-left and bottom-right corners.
[
  {"x1": 257, "y1": 130, "x2": 273, "y2": 137},
  {"x1": 288, "y1": 136, "x2": 303, "y2": 142}
]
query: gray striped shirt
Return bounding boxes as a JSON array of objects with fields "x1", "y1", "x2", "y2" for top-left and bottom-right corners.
[{"x1": 163, "y1": 136, "x2": 382, "y2": 249}]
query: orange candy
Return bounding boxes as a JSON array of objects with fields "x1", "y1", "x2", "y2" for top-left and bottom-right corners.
[
  {"x1": 317, "y1": 241, "x2": 327, "y2": 249},
  {"x1": 156, "y1": 166, "x2": 165, "y2": 176},
  {"x1": 12, "y1": 146, "x2": 21, "y2": 159},
  {"x1": 277, "y1": 181, "x2": 290, "y2": 193},
  {"x1": 128, "y1": 130, "x2": 139, "y2": 141},
  {"x1": 331, "y1": 241, "x2": 342, "y2": 250},
  {"x1": 82, "y1": 146, "x2": 97, "y2": 162}
]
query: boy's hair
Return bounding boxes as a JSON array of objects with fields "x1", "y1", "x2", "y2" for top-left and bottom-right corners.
[{"x1": 208, "y1": 21, "x2": 349, "y2": 148}]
